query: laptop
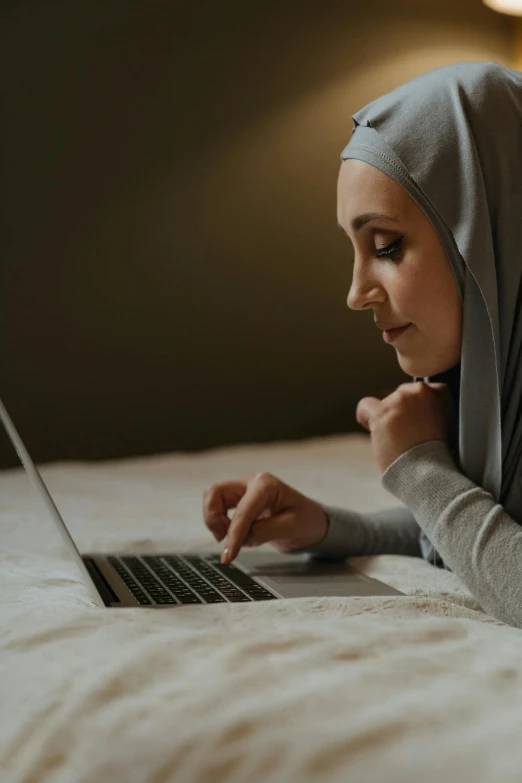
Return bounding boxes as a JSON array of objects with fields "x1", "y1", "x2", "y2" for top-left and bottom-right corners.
[{"x1": 0, "y1": 396, "x2": 405, "y2": 608}]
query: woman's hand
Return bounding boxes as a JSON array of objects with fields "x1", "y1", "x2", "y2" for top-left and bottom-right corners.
[
  {"x1": 202, "y1": 473, "x2": 328, "y2": 564},
  {"x1": 355, "y1": 381, "x2": 455, "y2": 474}
]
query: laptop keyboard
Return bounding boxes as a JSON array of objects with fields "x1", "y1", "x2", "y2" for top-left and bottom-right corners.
[{"x1": 107, "y1": 554, "x2": 277, "y2": 606}]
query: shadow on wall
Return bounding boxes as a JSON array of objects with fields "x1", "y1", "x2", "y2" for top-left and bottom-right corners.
[{"x1": 0, "y1": 0, "x2": 513, "y2": 468}]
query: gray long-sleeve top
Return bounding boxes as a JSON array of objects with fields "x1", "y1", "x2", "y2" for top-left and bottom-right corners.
[{"x1": 290, "y1": 439, "x2": 522, "y2": 629}]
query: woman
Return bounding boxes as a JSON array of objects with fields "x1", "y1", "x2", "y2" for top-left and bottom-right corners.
[{"x1": 202, "y1": 60, "x2": 522, "y2": 628}]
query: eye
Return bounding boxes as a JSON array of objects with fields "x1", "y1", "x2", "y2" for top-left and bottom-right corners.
[{"x1": 376, "y1": 236, "x2": 403, "y2": 260}]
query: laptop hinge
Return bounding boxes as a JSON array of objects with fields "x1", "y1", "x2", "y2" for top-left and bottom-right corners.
[{"x1": 82, "y1": 556, "x2": 119, "y2": 606}]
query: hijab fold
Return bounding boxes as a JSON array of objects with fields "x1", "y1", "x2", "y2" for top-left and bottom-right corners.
[{"x1": 339, "y1": 61, "x2": 522, "y2": 567}]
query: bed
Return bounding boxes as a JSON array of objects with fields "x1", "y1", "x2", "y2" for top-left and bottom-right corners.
[{"x1": 2, "y1": 432, "x2": 522, "y2": 783}]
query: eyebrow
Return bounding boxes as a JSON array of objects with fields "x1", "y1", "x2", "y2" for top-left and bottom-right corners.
[{"x1": 337, "y1": 212, "x2": 401, "y2": 234}]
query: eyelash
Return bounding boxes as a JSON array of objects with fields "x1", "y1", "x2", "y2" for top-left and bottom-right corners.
[{"x1": 376, "y1": 236, "x2": 403, "y2": 260}]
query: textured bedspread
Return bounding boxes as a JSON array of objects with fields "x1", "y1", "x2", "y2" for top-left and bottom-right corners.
[{"x1": 2, "y1": 433, "x2": 522, "y2": 783}]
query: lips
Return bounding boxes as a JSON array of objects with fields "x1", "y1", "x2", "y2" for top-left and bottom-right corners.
[
  {"x1": 376, "y1": 321, "x2": 411, "y2": 330},
  {"x1": 382, "y1": 324, "x2": 411, "y2": 343}
]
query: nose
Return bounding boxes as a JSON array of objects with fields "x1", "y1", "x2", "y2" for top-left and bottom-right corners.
[{"x1": 346, "y1": 269, "x2": 384, "y2": 311}]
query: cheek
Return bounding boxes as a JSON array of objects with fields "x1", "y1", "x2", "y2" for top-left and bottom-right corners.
[
  {"x1": 393, "y1": 273, "x2": 424, "y2": 322},
  {"x1": 416, "y1": 295, "x2": 462, "y2": 355},
  {"x1": 401, "y1": 260, "x2": 457, "y2": 329}
]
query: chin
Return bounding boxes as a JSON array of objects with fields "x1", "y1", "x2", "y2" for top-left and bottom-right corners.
[
  {"x1": 395, "y1": 328, "x2": 462, "y2": 377},
  {"x1": 397, "y1": 355, "x2": 458, "y2": 378}
]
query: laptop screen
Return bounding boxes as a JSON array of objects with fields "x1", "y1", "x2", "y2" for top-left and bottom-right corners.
[{"x1": 0, "y1": 395, "x2": 103, "y2": 607}]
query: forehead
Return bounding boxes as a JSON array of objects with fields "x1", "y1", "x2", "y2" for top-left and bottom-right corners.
[{"x1": 337, "y1": 159, "x2": 409, "y2": 223}]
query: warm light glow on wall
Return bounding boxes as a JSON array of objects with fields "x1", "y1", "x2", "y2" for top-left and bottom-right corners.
[
  {"x1": 483, "y1": 0, "x2": 522, "y2": 70},
  {"x1": 483, "y1": 0, "x2": 522, "y2": 15}
]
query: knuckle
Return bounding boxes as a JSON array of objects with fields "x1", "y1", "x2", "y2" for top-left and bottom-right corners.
[
  {"x1": 254, "y1": 471, "x2": 274, "y2": 485},
  {"x1": 386, "y1": 409, "x2": 401, "y2": 424}
]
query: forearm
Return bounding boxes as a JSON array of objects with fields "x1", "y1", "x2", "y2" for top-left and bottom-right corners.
[{"x1": 381, "y1": 439, "x2": 522, "y2": 628}]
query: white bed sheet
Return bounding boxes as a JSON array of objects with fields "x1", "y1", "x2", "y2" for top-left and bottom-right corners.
[{"x1": 2, "y1": 433, "x2": 522, "y2": 783}]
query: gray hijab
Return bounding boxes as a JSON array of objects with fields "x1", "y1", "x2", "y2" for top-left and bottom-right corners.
[{"x1": 340, "y1": 61, "x2": 522, "y2": 568}]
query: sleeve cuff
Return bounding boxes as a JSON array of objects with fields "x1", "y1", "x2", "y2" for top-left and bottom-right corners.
[{"x1": 284, "y1": 504, "x2": 353, "y2": 558}]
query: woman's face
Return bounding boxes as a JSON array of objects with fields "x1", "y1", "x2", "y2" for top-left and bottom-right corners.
[{"x1": 337, "y1": 158, "x2": 463, "y2": 378}]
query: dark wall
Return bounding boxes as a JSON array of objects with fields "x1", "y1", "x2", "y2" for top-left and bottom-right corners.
[{"x1": 0, "y1": 0, "x2": 512, "y2": 468}]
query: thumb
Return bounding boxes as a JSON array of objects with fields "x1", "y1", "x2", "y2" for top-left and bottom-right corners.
[{"x1": 355, "y1": 396, "x2": 382, "y2": 431}]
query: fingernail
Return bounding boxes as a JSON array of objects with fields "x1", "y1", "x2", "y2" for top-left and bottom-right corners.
[{"x1": 221, "y1": 548, "x2": 231, "y2": 564}]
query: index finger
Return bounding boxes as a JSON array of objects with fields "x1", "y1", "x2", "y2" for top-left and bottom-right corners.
[
  {"x1": 202, "y1": 479, "x2": 248, "y2": 541},
  {"x1": 222, "y1": 473, "x2": 276, "y2": 563}
]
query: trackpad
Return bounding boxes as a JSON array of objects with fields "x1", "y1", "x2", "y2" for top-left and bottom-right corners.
[
  {"x1": 236, "y1": 550, "x2": 355, "y2": 583},
  {"x1": 233, "y1": 549, "x2": 404, "y2": 596}
]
